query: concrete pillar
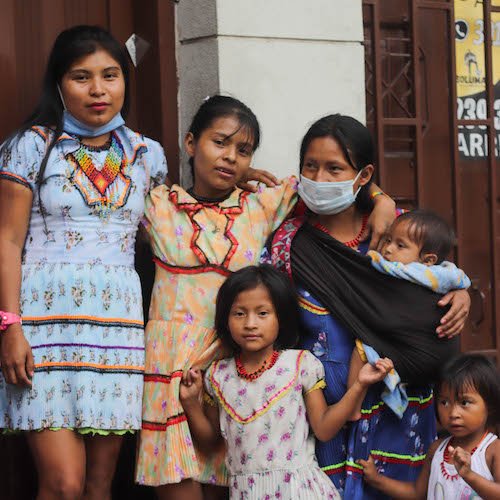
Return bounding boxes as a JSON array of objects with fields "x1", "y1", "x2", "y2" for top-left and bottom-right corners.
[{"x1": 177, "y1": 0, "x2": 365, "y2": 183}]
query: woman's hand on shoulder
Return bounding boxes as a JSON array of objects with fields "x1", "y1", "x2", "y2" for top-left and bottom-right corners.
[
  {"x1": 0, "y1": 324, "x2": 34, "y2": 386},
  {"x1": 436, "y1": 289, "x2": 470, "y2": 338},
  {"x1": 357, "y1": 357, "x2": 394, "y2": 387},
  {"x1": 237, "y1": 167, "x2": 279, "y2": 192}
]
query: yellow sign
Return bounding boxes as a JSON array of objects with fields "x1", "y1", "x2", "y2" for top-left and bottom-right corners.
[
  {"x1": 455, "y1": 0, "x2": 500, "y2": 97},
  {"x1": 455, "y1": 0, "x2": 500, "y2": 157}
]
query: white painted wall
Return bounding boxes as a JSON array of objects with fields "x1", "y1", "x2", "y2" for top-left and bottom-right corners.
[{"x1": 176, "y1": 0, "x2": 365, "y2": 184}]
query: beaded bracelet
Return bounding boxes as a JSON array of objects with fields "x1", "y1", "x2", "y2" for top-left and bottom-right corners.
[{"x1": 370, "y1": 190, "x2": 385, "y2": 199}]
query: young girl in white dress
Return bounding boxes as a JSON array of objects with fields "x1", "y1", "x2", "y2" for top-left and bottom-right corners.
[
  {"x1": 361, "y1": 353, "x2": 500, "y2": 499},
  {"x1": 179, "y1": 264, "x2": 393, "y2": 499}
]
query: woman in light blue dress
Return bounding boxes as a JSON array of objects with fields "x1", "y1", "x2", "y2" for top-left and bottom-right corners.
[{"x1": 0, "y1": 26, "x2": 166, "y2": 499}]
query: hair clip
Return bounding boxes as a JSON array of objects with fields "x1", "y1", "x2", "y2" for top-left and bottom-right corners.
[{"x1": 203, "y1": 95, "x2": 211, "y2": 103}]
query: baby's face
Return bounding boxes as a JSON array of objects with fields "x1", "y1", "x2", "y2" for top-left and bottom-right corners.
[{"x1": 380, "y1": 220, "x2": 422, "y2": 264}]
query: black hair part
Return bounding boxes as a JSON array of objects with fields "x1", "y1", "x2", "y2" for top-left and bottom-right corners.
[
  {"x1": 299, "y1": 114, "x2": 375, "y2": 213},
  {"x1": 394, "y1": 209, "x2": 456, "y2": 263},
  {"x1": 187, "y1": 95, "x2": 260, "y2": 177},
  {"x1": 1, "y1": 25, "x2": 130, "y2": 211},
  {"x1": 437, "y1": 353, "x2": 500, "y2": 427},
  {"x1": 215, "y1": 265, "x2": 299, "y2": 354}
]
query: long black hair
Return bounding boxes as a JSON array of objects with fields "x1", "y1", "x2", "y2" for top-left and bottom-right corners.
[
  {"x1": 1, "y1": 25, "x2": 130, "y2": 202},
  {"x1": 299, "y1": 114, "x2": 375, "y2": 213},
  {"x1": 215, "y1": 265, "x2": 299, "y2": 354}
]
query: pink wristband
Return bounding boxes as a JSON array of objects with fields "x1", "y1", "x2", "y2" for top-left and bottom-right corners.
[{"x1": 0, "y1": 311, "x2": 22, "y2": 331}]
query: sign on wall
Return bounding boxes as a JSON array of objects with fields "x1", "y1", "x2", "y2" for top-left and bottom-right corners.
[{"x1": 455, "y1": 0, "x2": 500, "y2": 158}]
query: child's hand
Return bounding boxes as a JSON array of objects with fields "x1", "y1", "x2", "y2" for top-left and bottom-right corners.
[
  {"x1": 179, "y1": 369, "x2": 203, "y2": 408},
  {"x1": 358, "y1": 455, "x2": 379, "y2": 485},
  {"x1": 449, "y1": 445, "x2": 472, "y2": 479},
  {"x1": 357, "y1": 357, "x2": 394, "y2": 387}
]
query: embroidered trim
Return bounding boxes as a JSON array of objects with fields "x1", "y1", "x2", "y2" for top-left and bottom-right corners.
[
  {"x1": 163, "y1": 188, "x2": 252, "y2": 272},
  {"x1": 34, "y1": 362, "x2": 144, "y2": 374},
  {"x1": 142, "y1": 413, "x2": 187, "y2": 431},
  {"x1": 143, "y1": 371, "x2": 183, "y2": 384},
  {"x1": 153, "y1": 257, "x2": 231, "y2": 277},
  {"x1": 209, "y1": 351, "x2": 306, "y2": 424},
  {"x1": 169, "y1": 187, "x2": 249, "y2": 213},
  {"x1": 305, "y1": 379, "x2": 326, "y2": 394},
  {"x1": 359, "y1": 393, "x2": 434, "y2": 418},
  {"x1": 31, "y1": 343, "x2": 144, "y2": 351},
  {"x1": 321, "y1": 461, "x2": 347, "y2": 475},
  {"x1": 298, "y1": 296, "x2": 329, "y2": 315},
  {"x1": 370, "y1": 450, "x2": 426, "y2": 465},
  {"x1": 0, "y1": 171, "x2": 33, "y2": 190},
  {"x1": 22, "y1": 315, "x2": 143, "y2": 328}
]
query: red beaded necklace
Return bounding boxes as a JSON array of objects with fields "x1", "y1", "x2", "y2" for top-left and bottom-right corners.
[
  {"x1": 314, "y1": 214, "x2": 369, "y2": 248},
  {"x1": 440, "y1": 431, "x2": 488, "y2": 481},
  {"x1": 235, "y1": 350, "x2": 280, "y2": 381}
]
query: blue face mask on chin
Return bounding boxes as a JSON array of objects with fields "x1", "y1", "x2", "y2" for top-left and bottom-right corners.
[{"x1": 62, "y1": 110, "x2": 125, "y2": 138}]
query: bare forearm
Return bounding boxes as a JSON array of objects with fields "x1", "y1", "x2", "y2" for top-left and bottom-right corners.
[
  {"x1": 368, "y1": 474, "x2": 422, "y2": 499},
  {"x1": 315, "y1": 382, "x2": 368, "y2": 441},
  {"x1": 0, "y1": 241, "x2": 22, "y2": 312},
  {"x1": 462, "y1": 471, "x2": 500, "y2": 499},
  {"x1": 182, "y1": 401, "x2": 220, "y2": 453}
]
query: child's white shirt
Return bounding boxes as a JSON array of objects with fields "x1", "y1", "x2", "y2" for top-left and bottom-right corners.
[{"x1": 427, "y1": 432, "x2": 497, "y2": 499}]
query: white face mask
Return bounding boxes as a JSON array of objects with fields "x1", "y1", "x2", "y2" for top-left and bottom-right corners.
[{"x1": 297, "y1": 170, "x2": 363, "y2": 215}]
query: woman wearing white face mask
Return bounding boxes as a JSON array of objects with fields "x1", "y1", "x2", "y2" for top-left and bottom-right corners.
[
  {"x1": 0, "y1": 26, "x2": 167, "y2": 499},
  {"x1": 263, "y1": 114, "x2": 471, "y2": 499}
]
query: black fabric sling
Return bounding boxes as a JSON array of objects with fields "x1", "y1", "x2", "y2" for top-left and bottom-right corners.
[{"x1": 289, "y1": 222, "x2": 459, "y2": 385}]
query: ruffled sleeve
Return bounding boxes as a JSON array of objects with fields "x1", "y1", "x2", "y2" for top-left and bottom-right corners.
[
  {"x1": 0, "y1": 128, "x2": 47, "y2": 191},
  {"x1": 143, "y1": 137, "x2": 168, "y2": 192},
  {"x1": 253, "y1": 175, "x2": 298, "y2": 232},
  {"x1": 143, "y1": 184, "x2": 172, "y2": 259},
  {"x1": 299, "y1": 350, "x2": 326, "y2": 394}
]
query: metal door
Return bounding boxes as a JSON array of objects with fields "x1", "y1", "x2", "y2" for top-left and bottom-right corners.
[{"x1": 363, "y1": 0, "x2": 500, "y2": 363}]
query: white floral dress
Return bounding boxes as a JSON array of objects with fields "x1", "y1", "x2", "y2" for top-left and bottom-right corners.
[
  {"x1": 204, "y1": 349, "x2": 340, "y2": 499},
  {"x1": 0, "y1": 126, "x2": 167, "y2": 432}
]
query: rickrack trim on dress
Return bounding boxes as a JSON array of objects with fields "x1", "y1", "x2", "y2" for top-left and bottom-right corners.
[
  {"x1": 141, "y1": 413, "x2": 187, "y2": 431},
  {"x1": 208, "y1": 350, "x2": 306, "y2": 424}
]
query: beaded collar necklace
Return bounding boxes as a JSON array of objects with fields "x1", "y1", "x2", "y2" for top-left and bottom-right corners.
[
  {"x1": 72, "y1": 132, "x2": 125, "y2": 195},
  {"x1": 235, "y1": 350, "x2": 280, "y2": 381},
  {"x1": 314, "y1": 213, "x2": 369, "y2": 248},
  {"x1": 440, "y1": 431, "x2": 488, "y2": 481},
  {"x1": 80, "y1": 135, "x2": 113, "y2": 152}
]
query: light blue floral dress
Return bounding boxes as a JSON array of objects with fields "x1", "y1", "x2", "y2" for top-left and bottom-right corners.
[{"x1": 0, "y1": 125, "x2": 167, "y2": 432}]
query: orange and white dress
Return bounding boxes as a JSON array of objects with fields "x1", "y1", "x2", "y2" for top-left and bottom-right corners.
[{"x1": 135, "y1": 179, "x2": 297, "y2": 486}]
